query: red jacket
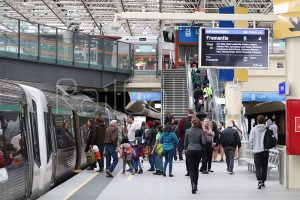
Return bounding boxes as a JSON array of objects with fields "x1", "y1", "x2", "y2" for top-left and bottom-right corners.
[{"x1": 177, "y1": 116, "x2": 193, "y2": 141}]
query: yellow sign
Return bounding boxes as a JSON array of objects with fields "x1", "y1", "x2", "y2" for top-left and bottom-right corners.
[
  {"x1": 274, "y1": 12, "x2": 300, "y2": 39},
  {"x1": 274, "y1": 0, "x2": 300, "y2": 38},
  {"x1": 234, "y1": 68, "x2": 248, "y2": 82},
  {"x1": 274, "y1": 0, "x2": 300, "y2": 14}
]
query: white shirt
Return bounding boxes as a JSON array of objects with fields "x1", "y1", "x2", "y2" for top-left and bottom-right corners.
[{"x1": 127, "y1": 122, "x2": 140, "y2": 142}]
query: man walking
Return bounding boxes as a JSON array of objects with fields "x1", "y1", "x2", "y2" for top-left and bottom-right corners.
[
  {"x1": 89, "y1": 117, "x2": 107, "y2": 172},
  {"x1": 250, "y1": 115, "x2": 270, "y2": 189},
  {"x1": 220, "y1": 122, "x2": 241, "y2": 175},
  {"x1": 104, "y1": 120, "x2": 119, "y2": 177}
]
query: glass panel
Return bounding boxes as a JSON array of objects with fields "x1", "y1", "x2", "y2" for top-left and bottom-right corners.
[
  {"x1": 20, "y1": 21, "x2": 38, "y2": 61},
  {"x1": 0, "y1": 111, "x2": 24, "y2": 167},
  {"x1": 30, "y1": 100, "x2": 40, "y2": 166},
  {"x1": 40, "y1": 25, "x2": 57, "y2": 64},
  {"x1": 90, "y1": 36, "x2": 103, "y2": 69},
  {"x1": 0, "y1": 17, "x2": 19, "y2": 58},
  {"x1": 44, "y1": 112, "x2": 52, "y2": 162},
  {"x1": 134, "y1": 44, "x2": 157, "y2": 70},
  {"x1": 272, "y1": 39, "x2": 285, "y2": 54},
  {"x1": 104, "y1": 39, "x2": 117, "y2": 70},
  {"x1": 117, "y1": 42, "x2": 130, "y2": 70},
  {"x1": 57, "y1": 29, "x2": 73, "y2": 66},
  {"x1": 74, "y1": 33, "x2": 89, "y2": 68},
  {"x1": 53, "y1": 114, "x2": 74, "y2": 149}
]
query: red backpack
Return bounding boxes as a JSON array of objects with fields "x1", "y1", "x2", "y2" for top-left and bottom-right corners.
[{"x1": 0, "y1": 151, "x2": 5, "y2": 168}]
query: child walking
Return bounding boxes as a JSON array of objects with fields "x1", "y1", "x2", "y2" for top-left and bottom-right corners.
[{"x1": 119, "y1": 137, "x2": 136, "y2": 175}]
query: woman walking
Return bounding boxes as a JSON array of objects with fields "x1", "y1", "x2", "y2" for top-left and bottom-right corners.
[
  {"x1": 184, "y1": 117, "x2": 206, "y2": 194},
  {"x1": 160, "y1": 125, "x2": 179, "y2": 177}
]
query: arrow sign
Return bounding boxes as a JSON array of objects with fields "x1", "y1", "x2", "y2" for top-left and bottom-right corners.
[{"x1": 289, "y1": 17, "x2": 300, "y2": 32}]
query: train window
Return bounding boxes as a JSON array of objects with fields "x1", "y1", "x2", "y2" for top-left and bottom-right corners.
[
  {"x1": 44, "y1": 112, "x2": 52, "y2": 162},
  {"x1": 30, "y1": 100, "x2": 41, "y2": 167},
  {"x1": 79, "y1": 117, "x2": 90, "y2": 145},
  {"x1": 0, "y1": 111, "x2": 26, "y2": 167},
  {"x1": 53, "y1": 114, "x2": 74, "y2": 149}
]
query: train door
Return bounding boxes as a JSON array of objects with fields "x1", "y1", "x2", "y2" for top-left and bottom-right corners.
[{"x1": 19, "y1": 85, "x2": 52, "y2": 197}]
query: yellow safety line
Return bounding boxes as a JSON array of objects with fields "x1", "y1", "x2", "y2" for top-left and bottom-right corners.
[{"x1": 63, "y1": 172, "x2": 98, "y2": 200}]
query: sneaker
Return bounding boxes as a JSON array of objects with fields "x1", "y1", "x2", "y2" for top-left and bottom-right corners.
[
  {"x1": 229, "y1": 171, "x2": 235, "y2": 175},
  {"x1": 153, "y1": 171, "x2": 161, "y2": 175},
  {"x1": 262, "y1": 182, "x2": 266, "y2": 188},
  {"x1": 209, "y1": 170, "x2": 214, "y2": 172},
  {"x1": 220, "y1": 158, "x2": 224, "y2": 162},
  {"x1": 86, "y1": 166, "x2": 94, "y2": 170},
  {"x1": 257, "y1": 181, "x2": 263, "y2": 189},
  {"x1": 137, "y1": 169, "x2": 143, "y2": 174},
  {"x1": 106, "y1": 170, "x2": 113, "y2": 177},
  {"x1": 169, "y1": 174, "x2": 174, "y2": 177},
  {"x1": 96, "y1": 169, "x2": 104, "y2": 173},
  {"x1": 148, "y1": 169, "x2": 155, "y2": 172},
  {"x1": 185, "y1": 173, "x2": 190, "y2": 176},
  {"x1": 202, "y1": 171, "x2": 209, "y2": 174},
  {"x1": 162, "y1": 172, "x2": 166, "y2": 177},
  {"x1": 126, "y1": 169, "x2": 132, "y2": 172}
]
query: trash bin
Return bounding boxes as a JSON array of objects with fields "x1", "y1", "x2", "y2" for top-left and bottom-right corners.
[
  {"x1": 278, "y1": 147, "x2": 286, "y2": 185},
  {"x1": 238, "y1": 141, "x2": 250, "y2": 166}
]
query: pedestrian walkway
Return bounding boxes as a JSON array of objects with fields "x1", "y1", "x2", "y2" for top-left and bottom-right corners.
[{"x1": 39, "y1": 160, "x2": 300, "y2": 200}]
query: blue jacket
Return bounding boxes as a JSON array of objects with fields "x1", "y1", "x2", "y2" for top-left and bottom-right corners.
[{"x1": 160, "y1": 132, "x2": 179, "y2": 151}]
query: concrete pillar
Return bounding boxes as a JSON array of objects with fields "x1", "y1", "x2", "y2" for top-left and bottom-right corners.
[
  {"x1": 225, "y1": 81, "x2": 242, "y2": 127},
  {"x1": 63, "y1": 31, "x2": 73, "y2": 62},
  {"x1": 285, "y1": 37, "x2": 300, "y2": 188}
]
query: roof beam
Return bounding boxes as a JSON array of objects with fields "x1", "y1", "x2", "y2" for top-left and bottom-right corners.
[
  {"x1": 116, "y1": 0, "x2": 133, "y2": 36},
  {"x1": 40, "y1": 0, "x2": 68, "y2": 27},
  {"x1": 3, "y1": 0, "x2": 35, "y2": 22},
  {"x1": 117, "y1": 12, "x2": 278, "y2": 22},
  {"x1": 80, "y1": 0, "x2": 103, "y2": 35},
  {"x1": 237, "y1": 0, "x2": 244, "y2": 6}
]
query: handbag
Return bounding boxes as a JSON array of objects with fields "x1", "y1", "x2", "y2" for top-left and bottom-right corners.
[
  {"x1": 0, "y1": 168, "x2": 8, "y2": 183},
  {"x1": 144, "y1": 146, "x2": 152, "y2": 155},
  {"x1": 155, "y1": 143, "x2": 163, "y2": 156}
]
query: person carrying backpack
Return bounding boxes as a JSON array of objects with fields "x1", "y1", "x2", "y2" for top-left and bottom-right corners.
[
  {"x1": 177, "y1": 108, "x2": 194, "y2": 176},
  {"x1": 249, "y1": 115, "x2": 271, "y2": 189}
]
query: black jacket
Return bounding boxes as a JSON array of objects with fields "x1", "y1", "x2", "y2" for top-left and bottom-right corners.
[{"x1": 220, "y1": 127, "x2": 241, "y2": 148}]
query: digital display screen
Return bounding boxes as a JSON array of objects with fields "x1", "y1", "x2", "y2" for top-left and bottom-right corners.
[{"x1": 200, "y1": 28, "x2": 269, "y2": 68}]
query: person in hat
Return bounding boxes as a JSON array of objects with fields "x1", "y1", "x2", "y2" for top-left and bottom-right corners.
[
  {"x1": 160, "y1": 125, "x2": 179, "y2": 177},
  {"x1": 104, "y1": 120, "x2": 119, "y2": 177}
]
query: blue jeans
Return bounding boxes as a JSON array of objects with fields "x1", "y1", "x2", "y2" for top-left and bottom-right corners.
[
  {"x1": 132, "y1": 145, "x2": 140, "y2": 170},
  {"x1": 155, "y1": 152, "x2": 163, "y2": 172},
  {"x1": 105, "y1": 144, "x2": 118, "y2": 173},
  {"x1": 149, "y1": 152, "x2": 157, "y2": 170},
  {"x1": 164, "y1": 149, "x2": 174, "y2": 175}
]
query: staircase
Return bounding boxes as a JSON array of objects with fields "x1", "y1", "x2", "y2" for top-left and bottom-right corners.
[{"x1": 162, "y1": 69, "x2": 189, "y2": 122}]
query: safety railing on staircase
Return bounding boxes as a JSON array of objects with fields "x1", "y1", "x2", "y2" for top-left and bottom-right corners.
[
  {"x1": 185, "y1": 57, "x2": 195, "y2": 112},
  {"x1": 207, "y1": 68, "x2": 223, "y2": 123}
]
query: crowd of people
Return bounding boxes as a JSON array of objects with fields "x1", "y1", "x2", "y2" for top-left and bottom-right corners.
[
  {"x1": 190, "y1": 61, "x2": 213, "y2": 114},
  {"x1": 83, "y1": 110, "x2": 277, "y2": 194}
]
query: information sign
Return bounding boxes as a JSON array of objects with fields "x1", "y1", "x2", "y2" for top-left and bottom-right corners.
[{"x1": 199, "y1": 28, "x2": 269, "y2": 68}]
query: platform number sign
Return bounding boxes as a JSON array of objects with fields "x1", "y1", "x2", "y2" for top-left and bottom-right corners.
[{"x1": 295, "y1": 117, "x2": 300, "y2": 132}]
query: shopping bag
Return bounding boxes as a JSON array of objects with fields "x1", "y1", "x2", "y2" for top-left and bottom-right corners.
[{"x1": 0, "y1": 168, "x2": 8, "y2": 183}]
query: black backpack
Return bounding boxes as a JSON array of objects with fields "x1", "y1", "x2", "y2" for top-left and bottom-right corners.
[
  {"x1": 183, "y1": 117, "x2": 192, "y2": 134},
  {"x1": 264, "y1": 127, "x2": 276, "y2": 149}
]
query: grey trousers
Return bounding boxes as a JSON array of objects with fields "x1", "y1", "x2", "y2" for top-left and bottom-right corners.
[{"x1": 224, "y1": 147, "x2": 236, "y2": 172}]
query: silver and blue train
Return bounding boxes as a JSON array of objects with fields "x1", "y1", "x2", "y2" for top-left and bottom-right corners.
[{"x1": 0, "y1": 80, "x2": 126, "y2": 200}]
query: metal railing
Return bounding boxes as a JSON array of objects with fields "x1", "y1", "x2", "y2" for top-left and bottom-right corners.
[
  {"x1": 0, "y1": 16, "x2": 133, "y2": 74},
  {"x1": 207, "y1": 68, "x2": 223, "y2": 122}
]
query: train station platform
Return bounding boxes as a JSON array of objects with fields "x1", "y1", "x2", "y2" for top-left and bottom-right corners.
[{"x1": 38, "y1": 159, "x2": 300, "y2": 200}]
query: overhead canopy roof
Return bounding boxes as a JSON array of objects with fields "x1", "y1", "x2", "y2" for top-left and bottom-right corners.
[{"x1": 1, "y1": 0, "x2": 274, "y2": 36}]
